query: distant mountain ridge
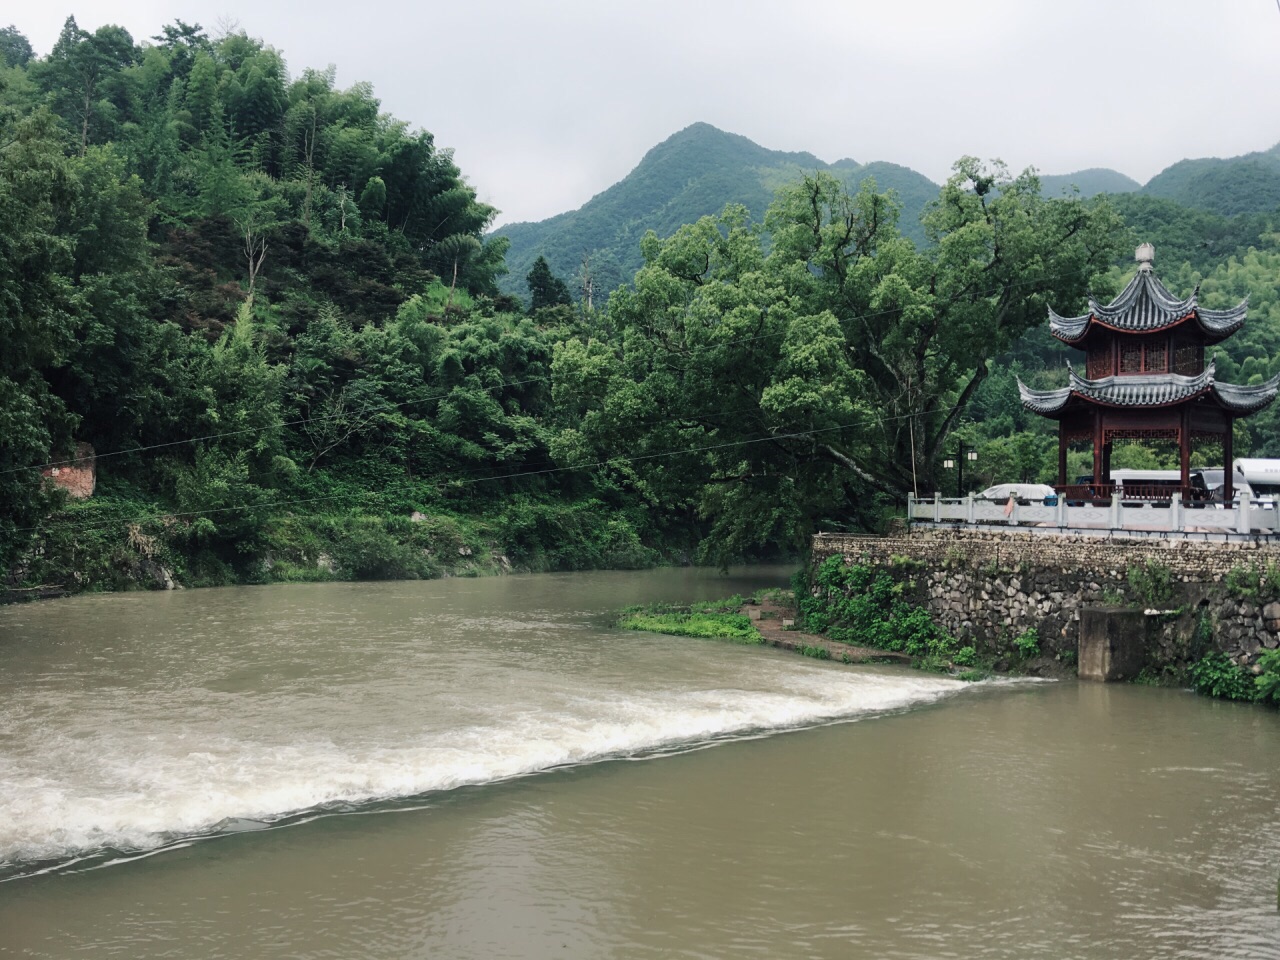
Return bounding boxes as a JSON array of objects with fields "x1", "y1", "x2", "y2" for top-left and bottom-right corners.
[
  {"x1": 1040, "y1": 168, "x2": 1142, "y2": 197},
  {"x1": 493, "y1": 123, "x2": 940, "y2": 298},
  {"x1": 1142, "y1": 142, "x2": 1280, "y2": 217},
  {"x1": 493, "y1": 123, "x2": 1280, "y2": 301}
]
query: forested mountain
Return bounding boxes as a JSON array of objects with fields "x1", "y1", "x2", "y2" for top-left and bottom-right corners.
[
  {"x1": 1039, "y1": 168, "x2": 1141, "y2": 197},
  {"x1": 493, "y1": 123, "x2": 940, "y2": 301},
  {"x1": 1142, "y1": 142, "x2": 1280, "y2": 217},
  {"x1": 495, "y1": 126, "x2": 1280, "y2": 307}
]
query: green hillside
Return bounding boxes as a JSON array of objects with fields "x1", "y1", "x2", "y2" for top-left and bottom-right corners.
[
  {"x1": 1039, "y1": 168, "x2": 1140, "y2": 197},
  {"x1": 495, "y1": 127, "x2": 1280, "y2": 305},
  {"x1": 492, "y1": 123, "x2": 940, "y2": 301},
  {"x1": 1142, "y1": 142, "x2": 1280, "y2": 217}
]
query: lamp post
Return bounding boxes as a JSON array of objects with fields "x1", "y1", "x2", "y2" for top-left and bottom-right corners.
[{"x1": 943, "y1": 446, "x2": 979, "y2": 498}]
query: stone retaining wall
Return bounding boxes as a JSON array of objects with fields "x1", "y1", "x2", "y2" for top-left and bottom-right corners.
[{"x1": 811, "y1": 529, "x2": 1280, "y2": 674}]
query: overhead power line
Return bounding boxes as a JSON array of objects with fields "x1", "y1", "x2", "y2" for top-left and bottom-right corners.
[
  {"x1": 18, "y1": 405, "x2": 939, "y2": 536},
  {"x1": 7, "y1": 263, "x2": 1100, "y2": 476}
]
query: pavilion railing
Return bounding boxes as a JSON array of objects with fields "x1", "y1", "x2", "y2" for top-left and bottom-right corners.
[
  {"x1": 907, "y1": 491, "x2": 1279, "y2": 536},
  {"x1": 1055, "y1": 483, "x2": 1211, "y2": 504}
]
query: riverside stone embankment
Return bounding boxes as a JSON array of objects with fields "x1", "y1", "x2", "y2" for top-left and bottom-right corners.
[{"x1": 812, "y1": 529, "x2": 1280, "y2": 677}]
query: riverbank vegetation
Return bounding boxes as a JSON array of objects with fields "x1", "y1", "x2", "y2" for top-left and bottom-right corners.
[
  {"x1": 617, "y1": 597, "x2": 763, "y2": 643},
  {"x1": 3, "y1": 17, "x2": 1280, "y2": 598},
  {"x1": 1189, "y1": 649, "x2": 1280, "y2": 705},
  {"x1": 798, "y1": 557, "x2": 986, "y2": 673}
]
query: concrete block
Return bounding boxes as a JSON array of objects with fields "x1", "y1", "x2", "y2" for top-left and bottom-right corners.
[{"x1": 1078, "y1": 606, "x2": 1147, "y2": 682}]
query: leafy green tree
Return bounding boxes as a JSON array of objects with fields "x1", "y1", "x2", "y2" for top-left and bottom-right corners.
[
  {"x1": 0, "y1": 111, "x2": 79, "y2": 566},
  {"x1": 558, "y1": 166, "x2": 1123, "y2": 562},
  {"x1": 526, "y1": 254, "x2": 571, "y2": 310},
  {"x1": 359, "y1": 175, "x2": 386, "y2": 218},
  {"x1": 150, "y1": 20, "x2": 209, "y2": 82},
  {"x1": 0, "y1": 25, "x2": 33, "y2": 68},
  {"x1": 33, "y1": 17, "x2": 138, "y2": 155}
]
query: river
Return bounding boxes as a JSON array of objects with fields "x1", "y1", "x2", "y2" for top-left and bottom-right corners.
[{"x1": 1, "y1": 567, "x2": 1278, "y2": 958}]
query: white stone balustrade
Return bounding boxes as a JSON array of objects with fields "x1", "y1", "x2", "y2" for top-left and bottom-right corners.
[{"x1": 907, "y1": 492, "x2": 1280, "y2": 538}]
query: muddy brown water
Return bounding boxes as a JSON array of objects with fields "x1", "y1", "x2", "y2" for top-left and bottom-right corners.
[{"x1": 1, "y1": 567, "x2": 1278, "y2": 958}]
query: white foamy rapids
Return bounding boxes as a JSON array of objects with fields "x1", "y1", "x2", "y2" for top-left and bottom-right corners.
[{"x1": 0, "y1": 670, "x2": 961, "y2": 867}]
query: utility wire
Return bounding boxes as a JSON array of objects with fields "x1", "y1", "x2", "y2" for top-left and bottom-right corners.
[
  {"x1": 17, "y1": 406, "x2": 942, "y2": 535},
  {"x1": 7, "y1": 263, "x2": 1099, "y2": 476}
]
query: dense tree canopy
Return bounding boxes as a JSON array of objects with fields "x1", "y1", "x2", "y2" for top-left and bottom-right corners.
[
  {"x1": 551, "y1": 167, "x2": 1124, "y2": 562},
  {"x1": 1, "y1": 17, "x2": 1275, "y2": 589}
]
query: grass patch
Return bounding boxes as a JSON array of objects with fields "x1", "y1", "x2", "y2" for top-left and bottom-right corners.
[{"x1": 617, "y1": 601, "x2": 762, "y2": 644}]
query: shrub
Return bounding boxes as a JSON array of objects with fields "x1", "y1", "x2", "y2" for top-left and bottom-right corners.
[
  {"x1": 1224, "y1": 564, "x2": 1265, "y2": 601},
  {"x1": 1255, "y1": 648, "x2": 1280, "y2": 705},
  {"x1": 1126, "y1": 560, "x2": 1175, "y2": 608},
  {"x1": 328, "y1": 516, "x2": 438, "y2": 580},
  {"x1": 801, "y1": 555, "x2": 973, "y2": 670},
  {"x1": 1013, "y1": 627, "x2": 1040, "y2": 660},
  {"x1": 1100, "y1": 586, "x2": 1126, "y2": 606},
  {"x1": 1222, "y1": 561, "x2": 1280, "y2": 602},
  {"x1": 1189, "y1": 653, "x2": 1256, "y2": 702}
]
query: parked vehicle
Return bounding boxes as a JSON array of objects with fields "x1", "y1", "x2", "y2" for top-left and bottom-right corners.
[
  {"x1": 977, "y1": 483, "x2": 1057, "y2": 504},
  {"x1": 1232, "y1": 459, "x2": 1280, "y2": 507}
]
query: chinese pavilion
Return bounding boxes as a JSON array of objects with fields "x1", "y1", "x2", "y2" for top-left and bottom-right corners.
[{"x1": 1018, "y1": 243, "x2": 1280, "y2": 502}]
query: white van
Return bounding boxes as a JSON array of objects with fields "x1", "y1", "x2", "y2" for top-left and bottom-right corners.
[{"x1": 1231, "y1": 459, "x2": 1280, "y2": 506}]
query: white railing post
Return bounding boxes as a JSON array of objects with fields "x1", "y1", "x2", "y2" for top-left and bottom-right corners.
[
  {"x1": 1236, "y1": 495, "x2": 1249, "y2": 535},
  {"x1": 1056, "y1": 494, "x2": 1067, "y2": 528},
  {"x1": 966, "y1": 494, "x2": 975, "y2": 525},
  {"x1": 933, "y1": 493, "x2": 941, "y2": 523},
  {"x1": 1171, "y1": 496, "x2": 1183, "y2": 533},
  {"x1": 1110, "y1": 492, "x2": 1121, "y2": 530},
  {"x1": 907, "y1": 492, "x2": 915, "y2": 523}
]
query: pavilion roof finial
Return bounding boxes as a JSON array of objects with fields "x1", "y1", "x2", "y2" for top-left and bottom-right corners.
[{"x1": 1136, "y1": 242, "x2": 1155, "y2": 273}]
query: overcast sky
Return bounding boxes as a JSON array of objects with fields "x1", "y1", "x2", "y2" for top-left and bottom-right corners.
[{"x1": 14, "y1": 1, "x2": 1280, "y2": 226}]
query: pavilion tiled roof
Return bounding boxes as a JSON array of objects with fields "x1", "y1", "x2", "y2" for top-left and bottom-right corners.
[
  {"x1": 1049, "y1": 270, "x2": 1248, "y2": 345},
  {"x1": 1017, "y1": 359, "x2": 1280, "y2": 418}
]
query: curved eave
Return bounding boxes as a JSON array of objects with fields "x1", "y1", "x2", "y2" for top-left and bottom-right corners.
[
  {"x1": 1195, "y1": 301, "x2": 1249, "y2": 340},
  {"x1": 1212, "y1": 374, "x2": 1280, "y2": 416},
  {"x1": 1049, "y1": 305, "x2": 1248, "y2": 347},
  {"x1": 1090, "y1": 270, "x2": 1196, "y2": 324},
  {"x1": 1048, "y1": 309, "x2": 1092, "y2": 347},
  {"x1": 1020, "y1": 364, "x2": 1280, "y2": 420},
  {"x1": 1019, "y1": 364, "x2": 1216, "y2": 418},
  {"x1": 1017, "y1": 378, "x2": 1072, "y2": 417},
  {"x1": 1047, "y1": 269, "x2": 1248, "y2": 345},
  {"x1": 1066, "y1": 385, "x2": 1213, "y2": 411}
]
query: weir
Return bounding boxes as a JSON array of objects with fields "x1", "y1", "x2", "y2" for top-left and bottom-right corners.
[{"x1": 811, "y1": 528, "x2": 1280, "y2": 680}]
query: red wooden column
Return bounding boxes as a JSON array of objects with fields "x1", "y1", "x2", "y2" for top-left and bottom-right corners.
[
  {"x1": 1058, "y1": 427, "x2": 1068, "y2": 487},
  {"x1": 1092, "y1": 411, "x2": 1105, "y2": 494},
  {"x1": 1224, "y1": 417, "x2": 1234, "y2": 502},
  {"x1": 1179, "y1": 407, "x2": 1191, "y2": 494}
]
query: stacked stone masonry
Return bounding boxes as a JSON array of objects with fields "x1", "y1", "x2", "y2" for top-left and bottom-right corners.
[{"x1": 812, "y1": 529, "x2": 1280, "y2": 673}]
